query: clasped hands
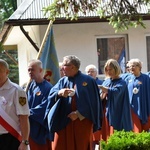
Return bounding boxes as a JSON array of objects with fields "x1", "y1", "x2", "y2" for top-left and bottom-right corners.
[
  {"x1": 58, "y1": 88, "x2": 78, "y2": 121},
  {"x1": 58, "y1": 88, "x2": 75, "y2": 98},
  {"x1": 68, "y1": 111, "x2": 78, "y2": 121}
]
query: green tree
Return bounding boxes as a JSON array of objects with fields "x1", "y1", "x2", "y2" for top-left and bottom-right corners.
[
  {"x1": 0, "y1": 0, "x2": 17, "y2": 28},
  {"x1": 0, "y1": 50, "x2": 19, "y2": 84},
  {"x1": 43, "y1": 0, "x2": 150, "y2": 32},
  {"x1": 0, "y1": 0, "x2": 18, "y2": 83}
]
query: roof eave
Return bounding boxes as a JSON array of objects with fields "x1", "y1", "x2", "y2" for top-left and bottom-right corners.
[
  {"x1": 5, "y1": 16, "x2": 108, "y2": 26},
  {"x1": 5, "y1": 13, "x2": 150, "y2": 26},
  {"x1": 1, "y1": 14, "x2": 150, "y2": 45}
]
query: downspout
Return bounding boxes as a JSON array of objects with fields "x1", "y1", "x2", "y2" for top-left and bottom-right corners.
[{"x1": 20, "y1": 25, "x2": 39, "y2": 52}]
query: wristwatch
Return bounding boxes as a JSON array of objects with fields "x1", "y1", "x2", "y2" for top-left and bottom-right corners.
[{"x1": 21, "y1": 140, "x2": 29, "y2": 145}]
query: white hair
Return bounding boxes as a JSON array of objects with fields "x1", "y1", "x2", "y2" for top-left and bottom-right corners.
[
  {"x1": 85, "y1": 64, "x2": 98, "y2": 73},
  {"x1": 128, "y1": 58, "x2": 142, "y2": 69}
]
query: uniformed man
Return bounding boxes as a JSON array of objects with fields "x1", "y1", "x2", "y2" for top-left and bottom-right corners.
[{"x1": 0, "y1": 59, "x2": 30, "y2": 150}]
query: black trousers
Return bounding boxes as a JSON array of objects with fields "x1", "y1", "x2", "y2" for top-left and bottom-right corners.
[{"x1": 0, "y1": 133, "x2": 20, "y2": 150}]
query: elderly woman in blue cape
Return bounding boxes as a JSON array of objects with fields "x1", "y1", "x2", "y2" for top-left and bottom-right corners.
[{"x1": 127, "y1": 58, "x2": 150, "y2": 132}]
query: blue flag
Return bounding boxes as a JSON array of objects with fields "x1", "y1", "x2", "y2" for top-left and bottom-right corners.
[
  {"x1": 118, "y1": 49, "x2": 126, "y2": 73},
  {"x1": 40, "y1": 27, "x2": 60, "y2": 85}
]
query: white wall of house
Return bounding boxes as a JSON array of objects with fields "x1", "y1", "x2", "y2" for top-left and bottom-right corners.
[
  {"x1": 13, "y1": 21, "x2": 150, "y2": 85},
  {"x1": 17, "y1": 25, "x2": 40, "y2": 85},
  {"x1": 52, "y1": 21, "x2": 150, "y2": 73}
]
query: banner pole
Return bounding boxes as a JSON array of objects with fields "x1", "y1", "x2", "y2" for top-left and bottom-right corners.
[
  {"x1": 25, "y1": 20, "x2": 53, "y2": 92},
  {"x1": 36, "y1": 20, "x2": 53, "y2": 59}
]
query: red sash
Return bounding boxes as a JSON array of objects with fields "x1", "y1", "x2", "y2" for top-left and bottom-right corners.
[{"x1": 0, "y1": 107, "x2": 22, "y2": 141}]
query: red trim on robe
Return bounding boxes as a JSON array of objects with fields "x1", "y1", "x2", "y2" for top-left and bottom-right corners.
[
  {"x1": 131, "y1": 109, "x2": 150, "y2": 132},
  {"x1": 52, "y1": 91, "x2": 93, "y2": 150}
]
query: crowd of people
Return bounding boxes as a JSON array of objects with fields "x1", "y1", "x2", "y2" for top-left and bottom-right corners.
[{"x1": 1, "y1": 56, "x2": 150, "y2": 150}]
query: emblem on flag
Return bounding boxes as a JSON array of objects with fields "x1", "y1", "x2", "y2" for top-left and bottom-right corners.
[{"x1": 39, "y1": 27, "x2": 60, "y2": 85}]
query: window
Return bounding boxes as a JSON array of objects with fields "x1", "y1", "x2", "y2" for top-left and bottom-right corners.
[
  {"x1": 146, "y1": 36, "x2": 150, "y2": 71},
  {"x1": 96, "y1": 35, "x2": 128, "y2": 74}
]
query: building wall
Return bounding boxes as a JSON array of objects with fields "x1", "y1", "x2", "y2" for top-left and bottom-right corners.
[
  {"x1": 18, "y1": 25, "x2": 40, "y2": 85},
  {"x1": 18, "y1": 21, "x2": 150, "y2": 85},
  {"x1": 52, "y1": 21, "x2": 150, "y2": 73}
]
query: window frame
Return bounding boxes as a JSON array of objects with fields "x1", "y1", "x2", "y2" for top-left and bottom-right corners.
[
  {"x1": 146, "y1": 34, "x2": 150, "y2": 71},
  {"x1": 95, "y1": 34, "x2": 129, "y2": 78}
]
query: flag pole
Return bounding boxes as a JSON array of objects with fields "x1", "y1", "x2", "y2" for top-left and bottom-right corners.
[
  {"x1": 25, "y1": 20, "x2": 53, "y2": 92},
  {"x1": 36, "y1": 20, "x2": 53, "y2": 59}
]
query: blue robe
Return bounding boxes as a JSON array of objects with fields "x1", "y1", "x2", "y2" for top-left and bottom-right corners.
[
  {"x1": 127, "y1": 73, "x2": 150, "y2": 124},
  {"x1": 102, "y1": 77, "x2": 133, "y2": 131},
  {"x1": 95, "y1": 77, "x2": 103, "y2": 85},
  {"x1": 145, "y1": 71, "x2": 150, "y2": 77},
  {"x1": 120, "y1": 72, "x2": 132, "y2": 83},
  {"x1": 47, "y1": 71, "x2": 103, "y2": 133},
  {"x1": 27, "y1": 79, "x2": 53, "y2": 144}
]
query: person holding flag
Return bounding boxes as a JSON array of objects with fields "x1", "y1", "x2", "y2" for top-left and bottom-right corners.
[{"x1": 0, "y1": 59, "x2": 30, "y2": 150}]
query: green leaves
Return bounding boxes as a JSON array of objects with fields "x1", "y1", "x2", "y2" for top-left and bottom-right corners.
[
  {"x1": 0, "y1": 49, "x2": 19, "y2": 84},
  {"x1": 43, "y1": 0, "x2": 100, "y2": 21},
  {"x1": 101, "y1": 130, "x2": 150, "y2": 150},
  {"x1": 0, "y1": 0, "x2": 17, "y2": 29},
  {"x1": 0, "y1": 0, "x2": 18, "y2": 84},
  {"x1": 43, "y1": 0, "x2": 150, "y2": 32},
  {"x1": 107, "y1": 15, "x2": 146, "y2": 33}
]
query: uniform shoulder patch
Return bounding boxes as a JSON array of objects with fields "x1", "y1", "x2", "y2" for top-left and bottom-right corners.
[{"x1": 19, "y1": 97, "x2": 26, "y2": 106}]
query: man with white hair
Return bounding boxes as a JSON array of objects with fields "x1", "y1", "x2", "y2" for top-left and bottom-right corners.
[
  {"x1": 27, "y1": 59, "x2": 53, "y2": 150},
  {"x1": 47, "y1": 55, "x2": 103, "y2": 150},
  {"x1": 85, "y1": 64, "x2": 103, "y2": 85},
  {"x1": 85, "y1": 64, "x2": 103, "y2": 149}
]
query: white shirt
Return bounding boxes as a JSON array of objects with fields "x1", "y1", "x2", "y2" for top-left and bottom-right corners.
[{"x1": 0, "y1": 79, "x2": 30, "y2": 133}]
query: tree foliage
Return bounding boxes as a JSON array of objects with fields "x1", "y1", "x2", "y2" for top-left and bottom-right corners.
[
  {"x1": 0, "y1": 0, "x2": 18, "y2": 83},
  {"x1": 0, "y1": 0, "x2": 17, "y2": 29},
  {"x1": 43, "y1": 0, "x2": 150, "y2": 32},
  {"x1": 0, "y1": 49, "x2": 19, "y2": 84}
]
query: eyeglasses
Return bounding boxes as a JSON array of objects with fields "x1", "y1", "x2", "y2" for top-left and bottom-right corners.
[
  {"x1": 87, "y1": 70, "x2": 96, "y2": 73},
  {"x1": 62, "y1": 64, "x2": 71, "y2": 66},
  {"x1": 129, "y1": 65, "x2": 138, "y2": 68}
]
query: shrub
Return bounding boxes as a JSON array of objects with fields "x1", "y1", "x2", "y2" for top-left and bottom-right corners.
[{"x1": 100, "y1": 130, "x2": 150, "y2": 150}]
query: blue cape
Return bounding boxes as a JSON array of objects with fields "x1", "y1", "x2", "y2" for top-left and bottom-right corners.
[
  {"x1": 127, "y1": 73, "x2": 150, "y2": 124},
  {"x1": 95, "y1": 77, "x2": 103, "y2": 85},
  {"x1": 103, "y1": 77, "x2": 133, "y2": 131},
  {"x1": 27, "y1": 80, "x2": 53, "y2": 144},
  {"x1": 47, "y1": 71, "x2": 103, "y2": 133}
]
